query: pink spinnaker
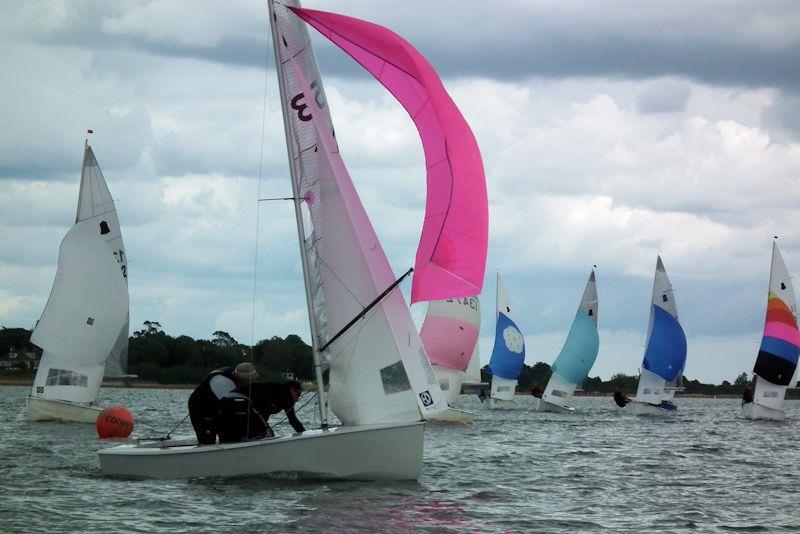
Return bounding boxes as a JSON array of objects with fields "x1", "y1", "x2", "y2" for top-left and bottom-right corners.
[{"x1": 290, "y1": 7, "x2": 488, "y2": 304}]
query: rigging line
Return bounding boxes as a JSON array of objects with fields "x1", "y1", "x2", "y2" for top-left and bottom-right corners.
[
  {"x1": 246, "y1": 1, "x2": 274, "y2": 438},
  {"x1": 319, "y1": 267, "x2": 413, "y2": 353}
]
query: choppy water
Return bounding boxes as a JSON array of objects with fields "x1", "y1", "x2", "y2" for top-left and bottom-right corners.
[{"x1": 1, "y1": 387, "x2": 797, "y2": 533}]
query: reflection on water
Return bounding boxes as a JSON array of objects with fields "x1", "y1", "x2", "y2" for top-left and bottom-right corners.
[{"x1": 1, "y1": 386, "x2": 799, "y2": 532}]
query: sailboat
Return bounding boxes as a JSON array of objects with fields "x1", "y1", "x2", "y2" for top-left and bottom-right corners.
[
  {"x1": 743, "y1": 241, "x2": 799, "y2": 421},
  {"x1": 26, "y1": 141, "x2": 130, "y2": 423},
  {"x1": 98, "y1": 0, "x2": 488, "y2": 480},
  {"x1": 534, "y1": 269, "x2": 599, "y2": 413},
  {"x1": 628, "y1": 256, "x2": 687, "y2": 416},
  {"x1": 487, "y1": 275, "x2": 525, "y2": 409},
  {"x1": 420, "y1": 297, "x2": 481, "y2": 422}
]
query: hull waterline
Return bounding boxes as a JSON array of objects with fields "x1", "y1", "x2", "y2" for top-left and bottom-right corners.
[
  {"x1": 631, "y1": 401, "x2": 677, "y2": 416},
  {"x1": 26, "y1": 396, "x2": 101, "y2": 423},
  {"x1": 98, "y1": 421, "x2": 424, "y2": 480},
  {"x1": 532, "y1": 397, "x2": 575, "y2": 413},
  {"x1": 742, "y1": 401, "x2": 785, "y2": 421},
  {"x1": 425, "y1": 406, "x2": 474, "y2": 423}
]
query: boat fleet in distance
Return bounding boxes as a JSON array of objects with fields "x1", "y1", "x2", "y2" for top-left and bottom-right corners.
[
  {"x1": 429, "y1": 242, "x2": 799, "y2": 423},
  {"x1": 23, "y1": 0, "x2": 799, "y2": 481}
]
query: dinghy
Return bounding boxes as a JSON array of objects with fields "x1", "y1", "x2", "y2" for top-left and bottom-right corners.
[
  {"x1": 27, "y1": 142, "x2": 130, "y2": 423},
  {"x1": 534, "y1": 270, "x2": 599, "y2": 413},
  {"x1": 629, "y1": 256, "x2": 687, "y2": 416},
  {"x1": 487, "y1": 275, "x2": 526, "y2": 409},
  {"x1": 99, "y1": 0, "x2": 488, "y2": 480},
  {"x1": 743, "y1": 241, "x2": 799, "y2": 421},
  {"x1": 420, "y1": 297, "x2": 481, "y2": 422}
]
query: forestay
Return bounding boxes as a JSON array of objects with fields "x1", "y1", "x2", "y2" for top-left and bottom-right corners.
[
  {"x1": 76, "y1": 144, "x2": 130, "y2": 377},
  {"x1": 289, "y1": 6, "x2": 489, "y2": 305},
  {"x1": 274, "y1": 2, "x2": 446, "y2": 425},
  {"x1": 752, "y1": 243, "x2": 800, "y2": 410},
  {"x1": 488, "y1": 276, "x2": 525, "y2": 401},
  {"x1": 30, "y1": 221, "x2": 129, "y2": 404},
  {"x1": 420, "y1": 297, "x2": 481, "y2": 404},
  {"x1": 543, "y1": 270, "x2": 599, "y2": 407},
  {"x1": 635, "y1": 256, "x2": 687, "y2": 405}
]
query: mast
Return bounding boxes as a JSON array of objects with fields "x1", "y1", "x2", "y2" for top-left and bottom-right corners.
[{"x1": 266, "y1": 0, "x2": 328, "y2": 427}]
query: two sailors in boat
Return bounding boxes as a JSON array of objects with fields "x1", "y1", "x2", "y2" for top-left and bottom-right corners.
[
  {"x1": 217, "y1": 380, "x2": 305, "y2": 443},
  {"x1": 188, "y1": 363, "x2": 305, "y2": 445}
]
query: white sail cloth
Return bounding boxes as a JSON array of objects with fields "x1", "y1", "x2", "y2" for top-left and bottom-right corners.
[{"x1": 30, "y1": 221, "x2": 129, "y2": 404}]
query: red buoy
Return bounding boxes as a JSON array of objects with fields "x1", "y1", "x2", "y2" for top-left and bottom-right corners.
[{"x1": 96, "y1": 406, "x2": 134, "y2": 439}]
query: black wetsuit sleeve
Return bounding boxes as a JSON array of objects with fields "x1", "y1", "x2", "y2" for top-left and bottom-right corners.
[{"x1": 285, "y1": 407, "x2": 305, "y2": 433}]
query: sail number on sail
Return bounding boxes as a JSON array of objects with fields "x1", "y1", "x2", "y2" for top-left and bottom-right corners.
[
  {"x1": 445, "y1": 297, "x2": 478, "y2": 310},
  {"x1": 113, "y1": 249, "x2": 127, "y2": 278},
  {"x1": 290, "y1": 80, "x2": 325, "y2": 121}
]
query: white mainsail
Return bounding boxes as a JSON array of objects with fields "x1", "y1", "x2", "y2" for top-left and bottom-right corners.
[
  {"x1": 76, "y1": 144, "x2": 130, "y2": 377},
  {"x1": 30, "y1": 220, "x2": 129, "y2": 404},
  {"x1": 271, "y1": 1, "x2": 446, "y2": 426},
  {"x1": 420, "y1": 297, "x2": 481, "y2": 405}
]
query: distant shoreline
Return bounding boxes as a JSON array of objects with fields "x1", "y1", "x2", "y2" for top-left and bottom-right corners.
[{"x1": 0, "y1": 377, "x2": 743, "y2": 397}]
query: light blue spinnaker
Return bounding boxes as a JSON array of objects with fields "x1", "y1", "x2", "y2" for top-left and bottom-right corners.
[
  {"x1": 538, "y1": 269, "x2": 599, "y2": 411},
  {"x1": 551, "y1": 310, "x2": 600, "y2": 384}
]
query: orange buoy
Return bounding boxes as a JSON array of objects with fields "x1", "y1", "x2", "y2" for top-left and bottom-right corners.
[{"x1": 96, "y1": 406, "x2": 135, "y2": 439}]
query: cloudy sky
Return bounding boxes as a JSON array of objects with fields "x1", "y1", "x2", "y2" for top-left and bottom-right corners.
[{"x1": 2, "y1": 0, "x2": 799, "y2": 383}]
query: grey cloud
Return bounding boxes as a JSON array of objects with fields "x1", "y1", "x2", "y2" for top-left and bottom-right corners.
[
  {"x1": 17, "y1": 1, "x2": 800, "y2": 95},
  {"x1": 636, "y1": 82, "x2": 691, "y2": 114}
]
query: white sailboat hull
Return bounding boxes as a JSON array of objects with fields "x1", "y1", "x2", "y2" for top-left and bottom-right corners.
[
  {"x1": 742, "y1": 402, "x2": 785, "y2": 421},
  {"x1": 98, "y1": 421, "x2": 424, "y2": 480},
  {"x1": 488, "y1": 397, "x2": 520, "y2": 410},
  {"x1": 26, "y1": 396, "x2": 102, "y2": 423},
  {"x1": 425, "y1": 406, "x2": 474, "y2": 423},
  {"x1": 631, "y1": 400, "x2": 677, "y2": 416},
  {"x1": 532, "y1": 397, "x2": 575, "y2": 413}
]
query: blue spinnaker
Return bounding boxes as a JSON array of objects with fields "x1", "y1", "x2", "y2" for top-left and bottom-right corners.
[
  {"x1": 642, "y1": 305, "x2": 687, "y2": 381},
  {"x1": 488, "y1": 312, "x2": 525, "y2": 380}
]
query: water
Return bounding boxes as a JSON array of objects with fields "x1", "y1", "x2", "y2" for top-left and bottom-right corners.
[{"x1": 1, "y1": 387, "x2": 797, "y2": 533}]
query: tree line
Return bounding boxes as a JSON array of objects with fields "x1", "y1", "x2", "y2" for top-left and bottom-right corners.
[{"x1": 0, "y1": 323, "x2": 758, "y2": 394}]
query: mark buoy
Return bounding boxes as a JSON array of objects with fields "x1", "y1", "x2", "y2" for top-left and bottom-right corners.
[{"x1": 96, "y1": 406, "x2": 134, "y2": 439}]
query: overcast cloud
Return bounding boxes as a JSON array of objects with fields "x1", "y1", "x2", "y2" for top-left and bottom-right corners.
[{"x1": 1, "y1": 1, "x2": 799, "y2": 383}]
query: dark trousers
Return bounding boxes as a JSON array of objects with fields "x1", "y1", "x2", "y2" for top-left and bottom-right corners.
[{"x1": 188, "y1": 402, "x2": 218, "y2": 445}]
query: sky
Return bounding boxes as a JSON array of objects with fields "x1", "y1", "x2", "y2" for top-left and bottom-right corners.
[{"x1": 1, "y1": 0, "x2": 799, "y2": 383}]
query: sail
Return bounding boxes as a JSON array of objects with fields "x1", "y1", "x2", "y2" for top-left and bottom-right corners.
[
  {"x1": 272, "y1": 2, "x2": 446, "y2": 425},
  {"x1": 76, "y1": 144, "x2": 130, "y2": 377},
  {"x1": 635, "y1": 256, "x2": 687, "y2": 404},
  {"x1": 544, "y1": 270, "x2": 599, "y2": 406},
  {"x1": 289, "y1": 7, "x2": 488, "y2": 304},
  {"x1": 30, "y1": 221, "x2": 129, "y2": 403},
  {"x1": 464, "y1": 344, "x2": 482, "y2": 383},
  {"x1": 488, "y1": 276, "x2": 525, "y2": 400},
  {"x1": 752, "y1": 243, "x2": 799, "y2": 410},
  {"x1": 420, "y1": 297, "x2": 481, "y2": 404}
]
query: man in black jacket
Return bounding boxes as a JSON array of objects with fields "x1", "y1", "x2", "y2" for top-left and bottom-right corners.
[
  {"x1": 217, "y1": 380, "x2": 305, "y2": 443},
  {"x1": 188, "y1": 362, "x2": 259, "y2": 445}
]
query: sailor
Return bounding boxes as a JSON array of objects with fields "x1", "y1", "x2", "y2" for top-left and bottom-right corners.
[
  {"x1": 613, "y1": 389, "x2": 630, "y2": 407},
  {"x1": 477, "y1": 388, "x2": 488, "y2": 402},
  {"x1": 530, "y1": 383, "x2": 543, "y2": 398},
  {"x1": 187, "y1": 362, "x2": 259, "y2": 445},
  {"x1": 217, "y1": 380, "x2": 306, "y2": 443},
  {"x1": 742, "y1": 386, "x2": 754, "y2": 405}
]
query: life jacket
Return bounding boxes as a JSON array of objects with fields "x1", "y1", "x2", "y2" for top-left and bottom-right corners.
[{"x1": 188, "y1": 367, "x2": 237, "y2": 415}]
